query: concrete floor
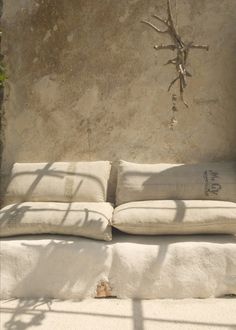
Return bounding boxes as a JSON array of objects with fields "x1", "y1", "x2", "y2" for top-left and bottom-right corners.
[{"x1": 1, "y1": 298, "x2": 236, "y2": 330}]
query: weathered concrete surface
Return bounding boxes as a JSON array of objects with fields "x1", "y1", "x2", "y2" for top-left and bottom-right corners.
[
  {"x1": 1, "y1": 298, "x2": 236, "y2": 330},
  {"x1": 1, "y1": 0, "x2": 236, "y2": 190}
]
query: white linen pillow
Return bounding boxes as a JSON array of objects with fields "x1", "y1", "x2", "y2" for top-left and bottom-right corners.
[
  {"x1": 113, "y1": 200, "x2": 236, "y2": 235},
  {"x1": 116, "y1": 160, "x2": 236, "y2": 205},
  {"x1": 0, "y1": 202, "x2": 113, "y2": 241},
  {"x1": 4, "y1": 161, "x2": 111, "y2": 204}
]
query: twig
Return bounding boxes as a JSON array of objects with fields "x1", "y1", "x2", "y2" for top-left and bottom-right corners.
[{"x1": 141, "y1": 20, "x2": 169, "y2": 33}]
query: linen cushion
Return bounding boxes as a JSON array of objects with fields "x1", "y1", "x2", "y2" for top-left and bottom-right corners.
[
  {"x1": 116, "y1": 160, "x2": 236, "y2": 205},
  {"x1": 0, "y1": 202, "x2": 113, "y2": 241},
  {"x1": 112, "y1": 200, "x2": 236, "y2": 235},
  {"x1": 4, "y1": 161, "x2": 111, "y2": 204}
]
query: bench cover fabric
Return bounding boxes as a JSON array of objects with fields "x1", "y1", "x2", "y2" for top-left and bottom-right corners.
[
  {"x1": 4, "y1": 161, "x2": 111, "y2": 204},
  {"x1": 1, "y1": 234, "x2": 236, "y2": 299},
  {"x1": 0, "y1": 202, "x2": 113, "y2": 241},
  {"x1": 113, "y1": 200, "x2": 236, "y2": 235},
  {"x1": 116, "y1": 160, "x2": 236, "y2": 205}
]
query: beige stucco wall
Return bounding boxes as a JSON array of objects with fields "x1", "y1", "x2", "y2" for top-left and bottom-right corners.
[{"x1": 1, "y1": 0, "x2": 236, "y2": 177}]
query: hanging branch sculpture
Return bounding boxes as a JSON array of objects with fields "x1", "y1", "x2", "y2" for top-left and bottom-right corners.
[{"x1": 142, "y1": 0, "x2": 209, "y2": 112}]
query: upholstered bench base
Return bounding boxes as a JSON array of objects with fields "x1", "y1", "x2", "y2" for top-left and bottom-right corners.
[{"x1": 1, "y1": 233, "x2": 236, "y2": 299}]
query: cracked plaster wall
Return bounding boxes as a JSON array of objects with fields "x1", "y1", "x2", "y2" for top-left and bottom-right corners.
[{"x1": 1, "y1": 0, "x2": 236, "y2": 197}]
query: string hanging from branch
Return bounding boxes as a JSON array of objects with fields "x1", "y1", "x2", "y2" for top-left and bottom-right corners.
[{"x1": 141, "y1": 0, "x2": 209, "y2": 124}]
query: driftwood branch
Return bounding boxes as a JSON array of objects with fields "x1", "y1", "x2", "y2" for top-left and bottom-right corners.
[{"x1": 142, "y1": 0, "x2": 209, "y2": 109}]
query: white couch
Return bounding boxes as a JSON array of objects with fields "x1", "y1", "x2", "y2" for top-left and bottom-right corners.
[{"x1": 1, "y1": 161, "x2": 236, "y2": 299}]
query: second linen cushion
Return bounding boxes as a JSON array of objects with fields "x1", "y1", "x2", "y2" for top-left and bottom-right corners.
[{"x1": 113, "y1": 200, "x2": 236, "y2": 235}]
